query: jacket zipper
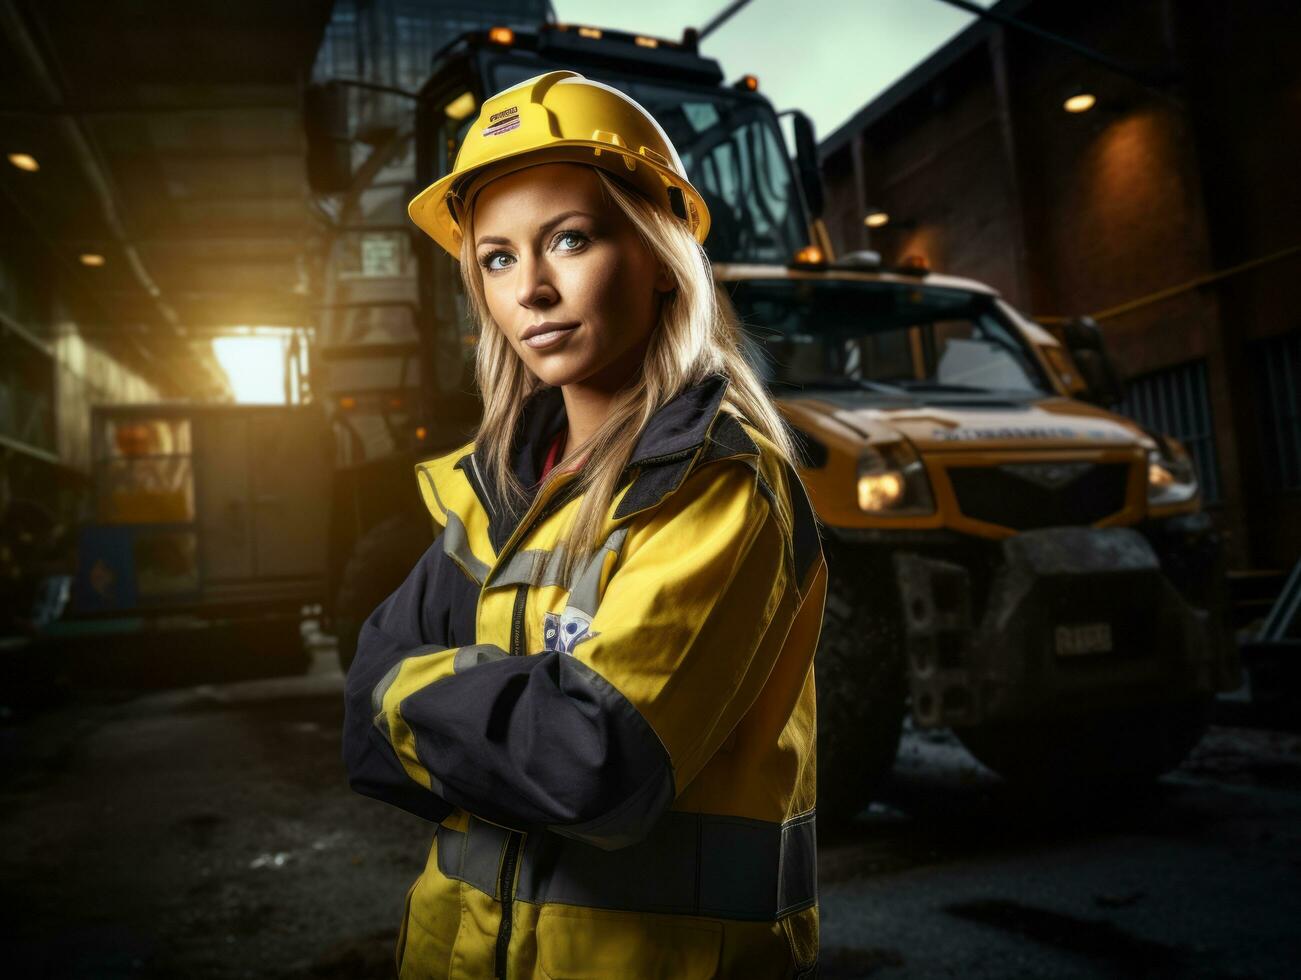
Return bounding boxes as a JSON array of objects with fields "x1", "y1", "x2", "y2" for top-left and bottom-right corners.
[
  {"x1": 489, "y1": 446, "x2": 698, "y2": 980},
  {"x1": 493, "y1": 582, "x2": 531, "y2": 980},
  {"x1": 509, "y1": 584, "x2": 529, "y2": 656},
  {"x1": 494, "y1": 830, "x2": 523, "y2": 979},
  {"x1": 489, "y1": 465, "x2": 582, "y2": 979}
]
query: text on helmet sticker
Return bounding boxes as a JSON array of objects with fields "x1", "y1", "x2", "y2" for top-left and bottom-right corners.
[{"x1": 483, "y1": 105, "x2": 520, "y2": 137}]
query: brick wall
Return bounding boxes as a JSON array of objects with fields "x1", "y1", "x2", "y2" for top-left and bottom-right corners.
[{"x1": 819, "y1": 0, "x2": 1300, "y2": 567}]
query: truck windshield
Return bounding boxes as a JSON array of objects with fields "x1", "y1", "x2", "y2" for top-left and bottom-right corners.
[
  {"x1": 487, "y1": 64, "x2": 807, "y2": 263},
  {"x1": 724, "y1": 278, "x2": 1051, "y2": 397}
]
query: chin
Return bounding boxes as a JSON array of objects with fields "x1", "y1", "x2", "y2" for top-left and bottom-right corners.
[
  {"x1": 526, "y1": 354, "x2": 598, "y2": 389},
  {"x1": 519, "y1": 337, "x2": 642, "y2": 392}
]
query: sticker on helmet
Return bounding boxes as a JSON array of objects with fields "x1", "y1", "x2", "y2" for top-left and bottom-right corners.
[{"x1": 484, "y1": 105, "x2": 520, "y2": 137}]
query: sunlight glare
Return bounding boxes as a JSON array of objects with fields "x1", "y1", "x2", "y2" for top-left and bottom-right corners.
[{"x1": 212, "y1": 335, "x2": 286, "y2": 404}]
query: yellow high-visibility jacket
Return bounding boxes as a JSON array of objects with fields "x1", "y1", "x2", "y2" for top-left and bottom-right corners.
[{"x1": 343, "y1": 372, "x2": 826, "y2": 979}]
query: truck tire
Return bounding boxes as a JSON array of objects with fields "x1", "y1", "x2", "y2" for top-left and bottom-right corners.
[
  {"x1": 815, "y1": 555, "x2": 908, "y2": 825},
  {"x1": 335, "y1": 512, "x2": 434, "y2": 675},
  {"x1": 953, "y1": 695, "x2": 1214, "y2": 787}
]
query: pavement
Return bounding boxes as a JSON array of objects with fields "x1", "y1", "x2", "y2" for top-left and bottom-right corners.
[
  {"x1": 2, "y1": 641, "x2": 1299, "y2": 979},
  {"x1": 817, "y1": 722, "x2": 1301, "y2": 978},
  {"x1": 0, "y1": 643, "x2": 425, "y2": 979}
]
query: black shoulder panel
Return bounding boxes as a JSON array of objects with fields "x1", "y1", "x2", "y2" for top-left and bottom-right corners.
[
  {"x1": 784, "y1": 460, "x2": 822, "y2": 590},
  {"x1": 696, "y1": 411, "x2": 760, "y2": 467},
  {"x1": 612, "y1": 454, "x2": 695, "y2": 521},
  {"x1": 613, "y1": 411, "x2": 762, "y2": 522}
]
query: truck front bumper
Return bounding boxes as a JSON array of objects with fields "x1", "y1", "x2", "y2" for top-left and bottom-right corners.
[{"x1": 893, "y1": 523, "x2": 1242, "y2": 729}]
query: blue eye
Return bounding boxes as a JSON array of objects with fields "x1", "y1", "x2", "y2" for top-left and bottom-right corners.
[
  {"x1": 481, "y1": 251, "x2": 513, "y2": 271},
  {"x1": 554, "y1": 230, "x2": 587, "y2": 252}
]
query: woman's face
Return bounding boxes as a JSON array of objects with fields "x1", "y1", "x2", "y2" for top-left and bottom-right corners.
[{"x1": 471, "y1": 162, "x2": 672, "y2": 391}]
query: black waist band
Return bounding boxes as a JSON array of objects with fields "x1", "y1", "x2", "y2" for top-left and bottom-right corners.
[{"x1": 436, "y1": 808, "x2": 817, "y2": 922}]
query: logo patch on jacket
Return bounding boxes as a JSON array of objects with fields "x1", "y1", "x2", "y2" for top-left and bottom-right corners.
[{"x1": 543, "y1": 609, "x2": 599, "y2": 655}]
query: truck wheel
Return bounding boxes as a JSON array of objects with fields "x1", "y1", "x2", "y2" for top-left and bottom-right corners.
[
  {"x1": 953, "y1": 695, "x2": 1214, "y2": 787},
  {"x1": 335, "y1": 513, "x2": 433, "y2": 675},
  {"x1": 815, "y1": 558, "x2": 908, "y2": 825}
]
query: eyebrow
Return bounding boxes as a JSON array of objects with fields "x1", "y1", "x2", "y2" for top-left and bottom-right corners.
[{"x1": 476, "y1": 209, "x2": 597, "y2": 248}]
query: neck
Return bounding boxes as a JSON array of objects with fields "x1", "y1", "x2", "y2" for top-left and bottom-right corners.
[
  {"x1": 558, "y1": 385, "x2": 609, "y2": 459},
  {"x1": 557, "y1": 334, "x2": 650, "y2": 460}
]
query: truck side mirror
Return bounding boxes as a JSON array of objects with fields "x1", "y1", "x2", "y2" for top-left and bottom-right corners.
[
  {"x1": 790, "y1": 110, "x2": 824, "y2": 219},
  {"x1": 304, "y1": 82, "x2": 353, "y2": 194},
  {"x1": 1061, "y1": 316, "x2": 1125, "y2": 408}
]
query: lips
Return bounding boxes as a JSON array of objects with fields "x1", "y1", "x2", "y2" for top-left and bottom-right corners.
[{"x1": 521, "y1": 320, "x2": 580, "y2": 342}]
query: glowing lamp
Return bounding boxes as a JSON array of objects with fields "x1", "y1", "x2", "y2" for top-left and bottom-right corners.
[
  {"x1": 443, "y1": 92, "x2": 476, "y2": 121},
  {"x1": 1064, "y1": 92, "x2": 1096, "y2": 113},
  {"x1": 857, "y1": 472, "x2": 905, "y2": 512}
]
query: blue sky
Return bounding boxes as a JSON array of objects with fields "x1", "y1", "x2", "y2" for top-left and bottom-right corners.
[{"x1": 553, "y1": 0, "x2": 997, "y2": 143}]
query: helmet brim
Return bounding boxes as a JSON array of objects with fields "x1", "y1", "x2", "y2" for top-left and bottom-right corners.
[{"x1": 408, "y1": 142, "x2": 710, "y2": 259}]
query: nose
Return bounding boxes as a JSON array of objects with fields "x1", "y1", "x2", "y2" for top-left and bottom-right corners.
[{"x1": 514, "y1": 250, "x2": 558, "y2": 310}]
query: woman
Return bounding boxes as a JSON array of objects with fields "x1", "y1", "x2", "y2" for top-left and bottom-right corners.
[{"x1": 342, "y1": 69, "x2": 827, "y2": 980}]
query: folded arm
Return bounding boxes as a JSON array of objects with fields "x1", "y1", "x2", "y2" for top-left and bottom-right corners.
[{"x1": 345, "y1": 462, "x2": 801, "y2": 848}]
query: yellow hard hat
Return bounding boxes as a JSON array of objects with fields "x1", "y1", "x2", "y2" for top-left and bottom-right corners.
[{"x1": 407, "y1": 69, "x2": 710, "y2": 258}]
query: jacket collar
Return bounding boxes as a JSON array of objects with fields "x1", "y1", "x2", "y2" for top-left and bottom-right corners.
[{"x1": 455, "y1": 372, "x2": 732, "y2": 550}]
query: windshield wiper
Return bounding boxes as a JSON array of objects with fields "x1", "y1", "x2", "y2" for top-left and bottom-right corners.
[
  {"x1": 893, "y1": 381, "x2": 990, "y2": 393},
  {"x1": 855, "y1": 379, "x2": 910, "y2": 395},
  {"x1": 893, "y1": 380, "x2": 1045, "y2": 399},
  {"x1": 797, "y1": 379, "x2": 910, "y2": 395}
]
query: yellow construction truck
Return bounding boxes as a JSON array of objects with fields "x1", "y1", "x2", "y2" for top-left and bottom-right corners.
[
  {"x1": 305, "y1": 20, "x2": 1240, "y2": 822},
  {"x1": 716, "y1": 254, "x2": 1240, "y2": 818}
]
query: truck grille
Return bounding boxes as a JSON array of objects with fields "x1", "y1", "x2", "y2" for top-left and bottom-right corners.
[{"x1": 947, "y1": 462, "x2": 1131, "y2": 531}]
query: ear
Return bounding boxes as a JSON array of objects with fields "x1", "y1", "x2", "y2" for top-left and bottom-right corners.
[{"x1": 654, "y1": 262, "x2": 675, "y2": 294}]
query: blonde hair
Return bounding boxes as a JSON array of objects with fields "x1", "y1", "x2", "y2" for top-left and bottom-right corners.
[{"x1": 459, "y1": 167, "x2": 798, "y2": 586}]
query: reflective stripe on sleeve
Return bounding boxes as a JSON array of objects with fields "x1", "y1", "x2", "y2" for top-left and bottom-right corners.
[{"x1": 452, "y1": 643, "x2": 511, "y2": 672}]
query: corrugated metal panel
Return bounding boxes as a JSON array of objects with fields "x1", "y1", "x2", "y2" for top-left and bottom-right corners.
[
  {"x1": 1254, "y1": 330, "x2": 1301, "y2": 492},
  {"x1": 1119, "y1": 359, "x2": 1222, "y2": 505}
]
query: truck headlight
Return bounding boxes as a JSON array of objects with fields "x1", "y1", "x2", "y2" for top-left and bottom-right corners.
[
  {"x1": 1147, "y1": 439, "x2": 1198, "y2": 506},
  {"x1": 857, "y1": 440, "x2": 934, "y2": 514}
]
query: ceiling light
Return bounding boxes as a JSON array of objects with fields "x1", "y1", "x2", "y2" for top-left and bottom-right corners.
[
  {"x1": 1063, "y1": 92, "x2": 1096, "y2": 113},
  {"x1": 79, "y1": 253, "x2": 106, "y2": 267},
  {"x1": 864, "y1": 210, "x2": 890, "y2": 228},
  {"x1": 8, "y1": 153, "x2": 39, "y2": 172}
]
